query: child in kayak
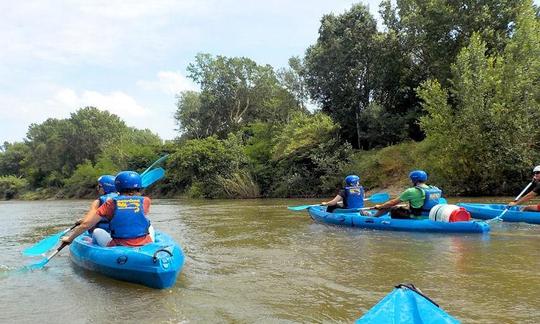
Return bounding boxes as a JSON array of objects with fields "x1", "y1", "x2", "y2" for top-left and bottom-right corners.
[
  {"x1": 322, "y1": 175, "x2": 366, "y2": 213},
  {"x1": 62, "y1": 171, "x2": 154, "y2": 247}
]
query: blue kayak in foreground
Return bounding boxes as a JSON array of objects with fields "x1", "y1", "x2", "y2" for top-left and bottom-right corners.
[
  {"x1": 307, "y1": 206, "x2": 489, "y2": 233},
  {"x1": 457, "y1": 203, "x2": 540, "y2": 224},
  {"x1": 356, "y1": 284, "x2": 459, "y2": 323},
  {"x1": 70, "y1": 230, "x2": 184, "y2": 289}
]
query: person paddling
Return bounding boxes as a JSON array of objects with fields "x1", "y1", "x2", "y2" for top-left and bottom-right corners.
[
  {"x1": 62, "y1": 171, "x2": 153, "y2": 247},
  {"x1": 79, "y1": 175, "x2": 118, "y2": 234},
  {"x1": 373, "y1": 170, "x2": 442, "y2": 219},
  {"x1": 322, "y1": 175, "x2": 365, "y2": 213},
  {"x1": 507, "y1": 165, "x2": 540, "y2": 212}
]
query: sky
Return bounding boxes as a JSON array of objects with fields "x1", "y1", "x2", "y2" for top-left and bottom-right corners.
[{"x1": 0, "y1": 0, "x2": 383, "y2": 143}]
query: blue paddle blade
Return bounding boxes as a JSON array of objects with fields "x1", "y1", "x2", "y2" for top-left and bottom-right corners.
[
  {"x1": 367, "y1": 192, "x2": 390, "y2": 204},
  {"x1": 23, "y1": 228, "x2": 70, "y2": 256},
  {"x1": 25, "y1": 258, "x2": 50, "y2": 271},
  {"x1": 287, "y1": 204, "x2": 320, "y2": 211},
  {"x1": 141, "y1": 167, "x2": 165, "y2": 188},
  {"x1": 141, "y1": 155, "x2": 169, "y2": 177},
  {"x1": 439, "y1": 197, "x2": 448, "y2": 204},
  {"x1": 23, "y1": 242, "x2": 69, "y2": 271}
]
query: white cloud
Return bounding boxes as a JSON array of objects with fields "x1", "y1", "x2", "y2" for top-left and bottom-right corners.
[
  {"x1": 137, "y1": 71, "x2": 198, "y2": 95},
  {"x1": 50, "y1": 88, "x2": 148, "y2": 117}
]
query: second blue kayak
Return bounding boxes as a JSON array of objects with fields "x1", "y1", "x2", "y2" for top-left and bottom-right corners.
[
  {"x1": 70, "y1": 230, "x2": 184, "y2": 289},
  {"x1": 307, "y1": 206, "x2": 489, "y2": 233},
  {"x1": 457, "y1": 203, "x2": 540, "y2": 224}
]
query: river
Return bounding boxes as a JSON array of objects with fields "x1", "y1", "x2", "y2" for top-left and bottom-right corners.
[{"x1": 0, "y1": 198, "x2": 539, "y2": 323}]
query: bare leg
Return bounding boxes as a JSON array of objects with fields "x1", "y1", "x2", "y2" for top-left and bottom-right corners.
[{"x1": 522, "y1": 205, "x2": 540, "y2": 212}]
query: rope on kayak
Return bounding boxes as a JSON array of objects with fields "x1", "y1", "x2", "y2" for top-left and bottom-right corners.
[
  {"x1": 395, "y1": 283, "x2": 439, "y2": 308},
  {"x1": 153, "y1": 248, "x2": 173, "y2": 263}
]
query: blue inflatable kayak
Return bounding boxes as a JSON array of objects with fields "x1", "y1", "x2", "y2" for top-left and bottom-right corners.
[
  {"x1": 457, "y1": 203, "x2": 540, "y2": 224},
  {"x1": 356, "y1": 284, "x2": 459, "y2": 323},
  {"x1": 69, "y1": 230, "x2": 184, "y2": 289},
  {"x1": 307, "y1": 206, "x2": 489, "y2": 233}
]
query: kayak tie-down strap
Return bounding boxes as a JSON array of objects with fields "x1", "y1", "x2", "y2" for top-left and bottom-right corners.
[{"x1": 395, "y1": 283, "x2": 439, "y2": 308}]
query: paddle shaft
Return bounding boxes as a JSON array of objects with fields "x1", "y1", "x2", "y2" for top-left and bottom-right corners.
[
  {"x1": 489, "y1": 181, "x2": 534, "y2": 223},
  {"x1": 46, "y1": 242, "x2": 69, "y2": 261}
]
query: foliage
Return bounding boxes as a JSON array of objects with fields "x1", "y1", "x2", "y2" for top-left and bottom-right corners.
[
  {"x1": 270, "y1": 113, "x2": 353, "y2": 197},
  {"x1": 216, "y1": 170, "x2": 260, "y2": 199},
  {"x1": 176, "y1": 53, "x2": 301, "y2": 139},
  {"x1": 304, "y1": 4, "x2": 380, "y2": 149},
  {"x1": 418, "y1": 5, "x2": 540, "y2": 195},
  {"x1": 0, "y1": 142, "x2": 30, "y2": 177},
  {"x1": 23, "y1": 107, "x2": 128, "y2": 187},
  {"x1": 0, "y1": 175, "x2": 28, "y2": 199},
  {"x1": 276, "y1": 56, "x2": 311, "y2": 111},
  {"x1": 381, "y1": 0, "x2": 527, "y2": 86},
  {"x1": 167, "y1": 135, "x2": 250, "y2": 198}
]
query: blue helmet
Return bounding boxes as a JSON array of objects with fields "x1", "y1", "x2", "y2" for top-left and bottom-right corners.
[
  {"x1": 97, "y1": 175, "x2": 116, "y2": 194},
  {"x1": 114, "y1": 171, "x2": 142, "y2": 192},
  {"x1": 345, "y1": 175, "x2": 360, "y2": 186},
  {"x1": 409, "y1": 170, "x2": 428, "y2": 183}
]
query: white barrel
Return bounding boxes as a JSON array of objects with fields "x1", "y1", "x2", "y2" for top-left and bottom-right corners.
[{"x1": 429, "y1": 204, "x2": 467, "y2": 222}]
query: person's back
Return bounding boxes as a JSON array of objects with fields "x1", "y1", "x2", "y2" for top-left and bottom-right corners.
[
  {"x1": 323, "y1": 175, "x2": 364, "y2": 212},
  {"x1": 373, "y1": 170, "x2": 442, "y2": 218},
  {"x1": 93, "y1": 171, "x2": 152, "y2": 247}
]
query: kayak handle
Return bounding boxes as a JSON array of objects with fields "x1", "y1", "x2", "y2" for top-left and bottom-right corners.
[
  {"x1": 395, "y1": 283, "x2": 439, "y2": 307},
  {"x1": 152, "y1": 248, "x2": 173, "y2": 263}
]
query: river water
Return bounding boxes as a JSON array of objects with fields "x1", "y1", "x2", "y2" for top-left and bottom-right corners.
[{"x1": 0, "y1": 198, "x2": 539, "y2": 323}]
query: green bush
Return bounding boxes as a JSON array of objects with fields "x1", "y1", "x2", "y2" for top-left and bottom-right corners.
[
  {"x1": 167, "y1": 134, "x2": 250, "y2": 198},
  {"x1": 0, "y1": 175, "x2": 28, "y2": 200}
]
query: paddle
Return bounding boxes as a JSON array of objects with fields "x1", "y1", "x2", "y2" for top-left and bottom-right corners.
[
  {"x1": 22, "y1": 223, "x2": 78, "y2": 256},
  {"x1": 287, "y1": 192, "x2": 390, "y2": 211},
  {"x1": 25, "y1": 242, "x2": 69, "y2": 270},
  {"x1": 141, "y1": 154, "x2": 169, "y2": 177},
  {"x1": 487, "y1": 181, "x2": 534, "y2": 223},
  {"x1": 141, "y1": 167, "x2": 165, "y2": 188}
]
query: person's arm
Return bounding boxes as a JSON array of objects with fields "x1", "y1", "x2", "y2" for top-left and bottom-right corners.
[
  {"x1": 509, "y1": 191, "x2": 537, "y2": 206},
  {"x1": 77, "y1": 199, "x2": 100, "y2": 224},
  {"x1": 374, "y1": 197, "x2": 401, "y2": 210},
  {"x1": 62, "y1": 200, "x2": 112, "y2": 243},
  {"x1": 322, "y1": 194, "x2": 343, "y2": 206}
]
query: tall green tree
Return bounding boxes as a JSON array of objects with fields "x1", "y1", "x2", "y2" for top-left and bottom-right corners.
[
  {"x1": 418, "y1": 4, "x2": 540, "y2": 194},
  {"x1": 304, "y1": 4, "x2": 379, "y2": 149},
  {"x1": 0, "y1": 142, "x2": 30, "y2": 176},
  {"x1": 277, "y1": 56, "x2": 311, "y2": 112},
  {"x1": 380, "y1": 0, "x2": 528, "y2": 86},
  {"x1": 176, "y1": 53, "x2": 300, "y2": 139},
  {"x1": 24, "y1": 107, "x2": 128, "y2": 187}
]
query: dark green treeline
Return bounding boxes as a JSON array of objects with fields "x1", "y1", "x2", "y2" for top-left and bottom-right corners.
[{"x1": 1, "y1": 1, "x2": 539, "y2": 199}]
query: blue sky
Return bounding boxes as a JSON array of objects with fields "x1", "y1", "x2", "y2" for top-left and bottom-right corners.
[{"x1": 0, "y1": 0, "x2": 381, "y2": 143}]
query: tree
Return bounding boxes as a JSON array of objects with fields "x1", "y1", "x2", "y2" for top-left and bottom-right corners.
[
  {"x1": 303, "y1": 4, "x2": 380, "y2": 149},
  {"x1": 277, "y1": 56, "x2": 311, "y2": 111},
  {"x1": 380, "y1": 0, "x2": 528, "y2": 86},
  {"x1": 418, "y1": 4, "x2": 540, "y2": 194},
  {"x1": 176, "y1": 53, "x2": 301, "y2": 139},
  {"x1": 0, "y1": 142, "x2": 30, "y2": 176},
  {"x1": 24, "y1": 107, "x2": 129, "y2": 187}
]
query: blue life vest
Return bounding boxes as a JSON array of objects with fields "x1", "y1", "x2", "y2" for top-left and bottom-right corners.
[
  {"x1": 344, "y1": 186, "x2": 364, "y2": 209},
  {"x1": 416, "y1": 185, "x2": 443, "y2": 211},
  {"x1": 94, "y1": 193, "x2": 118, "y2": 232},
  {"x1": 109, "y1": 195, "x2": 150, "y2": 239}
]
